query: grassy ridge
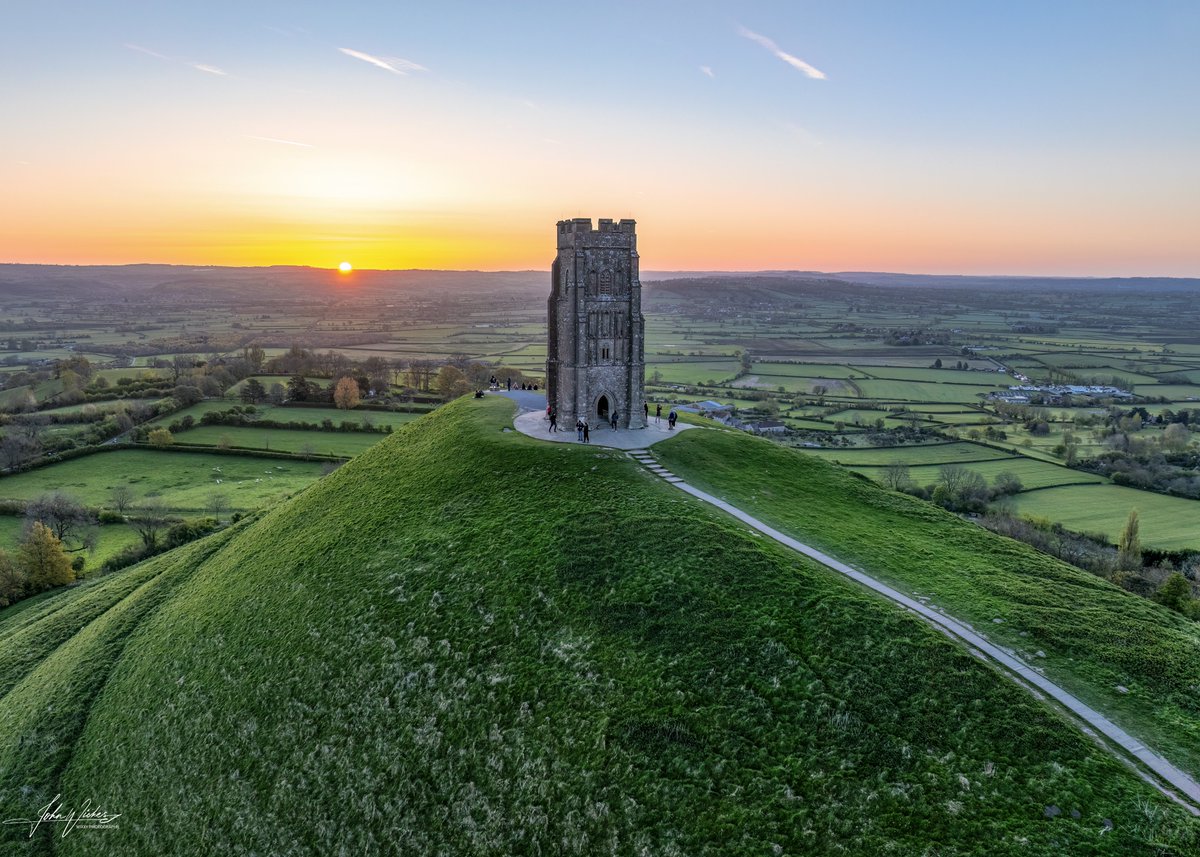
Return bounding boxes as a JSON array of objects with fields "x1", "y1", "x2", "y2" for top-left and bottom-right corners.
[
  {"x1": 654, "y1": 427, "x2": 1200, "y2": 775},
  {"x1": 0, "y1": 530, "x2": 240, "y2": 855},
  {"x1": 0, "y1": 398, "x2": 1197, "y2": 854}
]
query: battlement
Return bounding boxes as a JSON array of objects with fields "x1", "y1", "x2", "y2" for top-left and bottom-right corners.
[
  {"x1": 557, "y1": 218, "x2": 636, "y2": 235},
  {"x1": 557, "y1": 217, "x2": 637, "y2": 249}
]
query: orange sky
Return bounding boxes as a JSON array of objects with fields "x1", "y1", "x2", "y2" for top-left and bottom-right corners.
[{"x1": 3, "y1": 3, "x2": 1198, "y2": 276}]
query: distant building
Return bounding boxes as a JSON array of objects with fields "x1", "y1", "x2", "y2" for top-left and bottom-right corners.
[
  {"x1": 991, "y1": 383, "x2": 1133, "y2": 404},
  {"x1": 546, "y1": 218, "x2": 646, "y2": 428},
  {"x1": 750, "y1": 419, "x2": 787, "y2": 434}
]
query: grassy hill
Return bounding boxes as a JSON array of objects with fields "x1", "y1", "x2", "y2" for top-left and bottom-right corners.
[
  {"x1": 654, "y1": 425, "x2": 1200, "y2": 775},
  {"x1": 1, "y1": 397, "x2": 1198, "y2": 855}
]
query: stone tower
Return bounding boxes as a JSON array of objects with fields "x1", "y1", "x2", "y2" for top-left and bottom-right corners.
[{"x1": 547, "y1": 217, "x2": 645, "y2": 429}]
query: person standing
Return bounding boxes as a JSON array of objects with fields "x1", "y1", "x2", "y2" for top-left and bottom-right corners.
[
  {"x1": 644, "y1": 402, "x2": 649, "y2": 423},
  {"x1": 655, "y1": 403, "x2": 662, "y2": 424},
  {"x1": 549, "y1": 409, "x2": 557, "y2": 432},
  {"x1": 668, "y1": 408, "x2": 677, "y2": 429},
  {"x1": 610, "y1": 410, "x2": 619, "y2": 431},
  {"x1": 576, "y1": 418, "x2": 583, "y2": 441},
  {"x1": 583, "y1": 420, "x2": 590, "y2": 443}
]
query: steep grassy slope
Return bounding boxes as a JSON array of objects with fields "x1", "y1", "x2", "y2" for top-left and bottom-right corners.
[
  {"x1": 654, "y1": 427, "x2": 1200, "y2": 776},
  {"x1": 1, "y1": 398, "x2": 1197, "y2": 855}
]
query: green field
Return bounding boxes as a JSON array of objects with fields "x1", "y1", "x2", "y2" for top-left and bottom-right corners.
[
  {"x1": 647, "y1": 359, "x2": 741, "y2": 385},
  {"x1": 855, "y1": 378, "x2": 1003, "y2": 402},
  {"x1": 1, "y1": 397, "x2": 1196, "y2": 854},
  {"x1": 802, "y1": 441, "x2": 1013, "y2": 466},
  {"x1": 174, "y1": 425, "x2": 387, "y2": 456},
  {"x1": 869, "y1": 457, "x2": 1106, "y2": 492},
  {"x1": 1011, "y1": 484, "x2": 1200, "y2": 550},
  {"x1": 151, "y1": 401, "x2": 427, "y2": 430},
  {"x1": 853, "y1": 366, "x2": 1011, "y2": 385},
  {"x1": 0, "y1": 512, "x2": 147, "y2": 576},
  {"x1": 0, "y1": 449, "x2": 328, "y2": 513}
]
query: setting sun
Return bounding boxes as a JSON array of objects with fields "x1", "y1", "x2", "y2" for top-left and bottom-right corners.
[{"x1": 338, "y1": 261, "x2": 353, "y2": 273}]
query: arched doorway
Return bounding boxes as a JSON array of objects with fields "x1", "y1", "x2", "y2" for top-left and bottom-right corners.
[{"x1": 596, "y1": 395, "x2": 610, "y2": 420}]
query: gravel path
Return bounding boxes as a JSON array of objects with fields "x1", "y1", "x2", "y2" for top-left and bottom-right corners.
[{"x1": 626, "y1": 447, "x2": 1200, "y2": 813}]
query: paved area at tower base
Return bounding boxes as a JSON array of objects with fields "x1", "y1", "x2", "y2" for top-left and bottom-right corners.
[{"x1": 496, "y1": 390, "x2": 694, "y2": 449}]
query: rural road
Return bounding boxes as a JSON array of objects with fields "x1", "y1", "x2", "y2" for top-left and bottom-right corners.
[{"x1": 623, "y1": 446, "x2": 1200, "y2": 814}]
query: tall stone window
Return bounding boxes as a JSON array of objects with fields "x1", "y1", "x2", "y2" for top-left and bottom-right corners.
[{"x1": 599, "y1": 270, "x2": 613, "y2": 297}]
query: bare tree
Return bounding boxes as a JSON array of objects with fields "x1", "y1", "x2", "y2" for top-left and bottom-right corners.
[
  {"x1": 110, "y1": 485, "x2": 135, "y2": 515},
  {"x1": 881, "y1": 462, "x2": 913, "y2": 492},
  {"x1": 170, "y1": 353, "x2": 194, "y2": 384},
  {"x1": 0, "y1": 433, "x2": 38, "y2": 469},
  {"x1": 205, "y1": 492, "x2": 229, "y2": 522},
  {"x1": 25, "y1": 491, "x2": 95, "y2": 548},
  {"x1": 131, "y1": 498, "x2": 171, "y2": 549},
  {"x1": 937, "y1": 464, "x2": 970, "y2": 496}
]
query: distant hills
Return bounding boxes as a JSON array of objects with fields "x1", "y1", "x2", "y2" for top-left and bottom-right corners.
[{"x1": 1, "y1": 263, "x2": 1197, "y2": 303}]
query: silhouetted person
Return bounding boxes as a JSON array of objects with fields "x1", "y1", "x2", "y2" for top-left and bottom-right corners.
[
  {"x1": 583, "y1": 420, "x2": 590, "y2": 443},
  {"x1": 644, "y1": 402, "x2": 649, "y2": 423},
  {"x1": 506, "y1": 377, "x2": 512, "y2": 391},
  {"x1": 549, "y1": 409, "x2": 557, "y2": 432},
  {"x1": 656, "y1": 403, "x2": 662, "y2": 424},
  {"x1": 610, "y1": 410, "x2": 619, "y2": 430}
]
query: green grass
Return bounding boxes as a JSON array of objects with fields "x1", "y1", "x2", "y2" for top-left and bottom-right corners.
[
  {"x1": 855, "y1": 378, "x2": 1003, "y2": 403},
  {"x1": 173, "y1": 425, "x2": 387, "y2": 456},
  {"x1": 1010, "y1": 484, "x2": 1200, "y2": 550},
  {"x1": 243, "y1": 405, "x2": 427, "y2": 427},
  {"x1": 0, "y1": 449, "x2": 329, "y2": 513},
  {"x1": 866, "y1": 457, "x2": 1106, "y2": 491},
  {"x1": 1, "y1": 398, "x2": 1196, "y2": 854},
  {"x1": 0, "y1": 515, "x2": 142, "y2": 575},
  {"x1": 654, "y1": 427, "x2": 1200, "y2": 779},
  {"x1": 853, "y1": 366, "x2": 1012, "y2": 386},
  {"x1": 646, "y1": 359, "x2": 741, "y2": 385},
  {"x1": 802, "y1": 441, "x2": 1013, "y2": 466}
]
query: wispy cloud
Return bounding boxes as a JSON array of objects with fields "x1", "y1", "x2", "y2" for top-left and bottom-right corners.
[
  {"x1": 338, "y1": 47, "x2": 426, "y2": 75},
  {"x1": 124, "y1": 43, "x2": 168, "y2": 60},
  {"x1": 246, "y1": 135, "x2": 314, "y2": 148},
  {"x1": 700, "y1": 65, "x2": 715, "y2": 79},
  {"x1": 126, "y1": 43, "x2": 229, "y2": 77},
  {"x1": 737, "y1": 25, "x2": 826, "y2": 80}
]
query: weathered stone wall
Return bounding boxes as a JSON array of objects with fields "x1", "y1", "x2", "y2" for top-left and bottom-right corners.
[{"x1": 546, "y1": 218, "x2": 645, "y2": 428}]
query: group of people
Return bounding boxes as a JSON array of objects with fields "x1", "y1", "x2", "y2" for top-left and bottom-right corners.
[
  {"x1": 545, "y1": 408, "x2": 591, "y2": 442},
  {"x1": 490, "y1": 375, "x2": 539, "y2": 392},
  {"x1": 545, "y1": 400, "x2": 679, "y2": 439}
]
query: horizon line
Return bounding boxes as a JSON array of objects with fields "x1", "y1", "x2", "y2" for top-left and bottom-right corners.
[{"x1": 1, "y1": 261, "x2": 1198, "y2": 280}]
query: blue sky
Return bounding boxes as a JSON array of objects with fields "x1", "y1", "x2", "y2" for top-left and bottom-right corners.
[{"x1": 2, "y1": 1, "x2": 1197, "y2": 273}]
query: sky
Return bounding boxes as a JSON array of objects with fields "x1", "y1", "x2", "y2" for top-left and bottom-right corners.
[{"x1": 1, "y1": 0, "x2": 1198, "y2": 276}]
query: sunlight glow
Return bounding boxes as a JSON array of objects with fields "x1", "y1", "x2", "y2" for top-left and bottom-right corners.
[{"x1": 339, "y1": 261, "x2": 353, "y2": 273}]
